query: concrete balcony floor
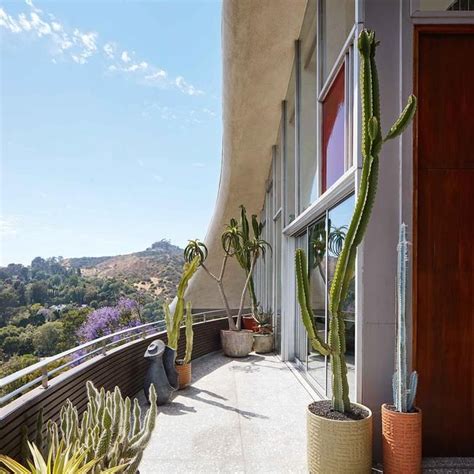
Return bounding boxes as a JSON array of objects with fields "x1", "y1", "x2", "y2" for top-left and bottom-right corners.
[{"x1": 139, "y1": 352, "x2": 313, "y2": 473}]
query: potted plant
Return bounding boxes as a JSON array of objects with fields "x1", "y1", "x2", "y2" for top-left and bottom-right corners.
[
  {"x1": 175, "y1": 302, "x2": 194, "y2": 389},
  {"x1": 252, "y1": 306, "x2": 273, "y2": 354},
  {"x1": 381, "y1": 224, "x2": 421, "y2": 474},
  {"x1": 296, "y1": 29, "x2": 416, "y2": 473},
  {"x1": 184, "y1": 206, "x2": 270, "y2": 357},
  {"x1": 159, "y1": 256, "x2": 200, "y2": 397}
]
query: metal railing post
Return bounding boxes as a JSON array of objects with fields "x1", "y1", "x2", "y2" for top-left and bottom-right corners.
[{"x1": 41, "y1": 365, "x2": 48, "y2": 389}]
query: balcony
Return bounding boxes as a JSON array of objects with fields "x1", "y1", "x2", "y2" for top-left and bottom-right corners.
[{"x1": 139, "y1": 351, "x2": 310, "y2": 473}]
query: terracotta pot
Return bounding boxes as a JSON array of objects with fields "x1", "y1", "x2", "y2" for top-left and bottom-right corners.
[
  {"x1": 242, "y1": 316, "x2": 259, "y2": 332},
  {"x1": 382, "y1": 403, "x2": 422, "y2": 474},
  {"x1": 220, "y1": 329, "x2": 254, "y2": 357},
  {"x1": 307, "y1": 401, "x2": 373, "y2": 473},
  {"x1": 175, "y1": 361, "x2": 192, "y2": 389},
  {"x1": 253, "y1": 333, "x2": 273, "y2": 353}
]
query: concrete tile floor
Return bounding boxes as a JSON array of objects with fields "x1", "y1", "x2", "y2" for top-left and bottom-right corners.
[{"x1": 139, "y1": 351, "x2": 314, "y2": 474}]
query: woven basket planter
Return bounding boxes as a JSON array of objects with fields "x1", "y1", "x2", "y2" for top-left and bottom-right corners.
[
  {"x1": 382, "y1": 403, "x2": 422, "y2": 474},
  {"x1": 176, "y1": 362, "x2": 192, "y2": 389},
  {"x1": 307, "y1": 402, "x2": 372, "y2": 474}
]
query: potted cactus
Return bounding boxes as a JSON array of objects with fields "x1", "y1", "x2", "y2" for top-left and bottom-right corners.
[
  {"x1": 163, "y1": 256, "x2": 200, "y2": 392},
  {"x1": 381, "y1": 224, "x2": 421, "y2": 474},
  {"x1": 252, "y1": 306, "x2": 274, "y2": 354},
  {"x1": 296, "y1": 29, "x2": 416, "y2": 473},
  {"x1": 185, "y1": 206, "x2": 270, "y2": 358},
  {"x1": 175, "y1": 302, "x2": 194, "y2": 389}
]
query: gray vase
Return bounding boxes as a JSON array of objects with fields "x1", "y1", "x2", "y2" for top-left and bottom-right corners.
[{"x1": 144, "y1": 339, "x2": 178, "y2": 405}]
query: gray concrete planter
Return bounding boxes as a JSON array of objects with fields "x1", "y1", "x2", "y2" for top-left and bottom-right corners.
[
  {"x1": 220, "y1": 329, "x2": 253, "y2": 357},
  {"x1": 253, "y1": 333, "x2": 274, "y2": 353}
]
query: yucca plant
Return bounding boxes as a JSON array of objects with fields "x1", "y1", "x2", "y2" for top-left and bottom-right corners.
[
  {"x1": 0, "y1": 441, "x2": 124, "y2": 474},
  {"x1": 296, "y1": 29, "x2": 416, "y2": 413}
]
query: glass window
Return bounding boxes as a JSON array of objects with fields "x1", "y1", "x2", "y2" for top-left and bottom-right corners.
[
  {"x1": 284, "y1": 64, "x2": 296, "y2": 225},
  {"x1": 417, "y1": 0, "x2": 474, "y2": 11},
  {"x1": 299, "y1": 3, "x2": 318, "y2": 211},
  {"x1": 296, "y1": 194, "x2": 355, "y2": 398},
  {"x1": 321, "y1": 0, "x2": 354, "y2": 85},
  {"x1": 274, "y1": 140, "x2": 282, "y2": 212},
  {"x1": 327, "y1": 195, "x2": 355, "y2": 400},
  {"x1": 322, "y1": 64, "x2": 345, "y2": 193},
  {"x1": 307, "y1": 217, "x2": 327, "y2": 391},
  {"x1": 274, "y1": 215, "x2": 282, "y2": 354}
]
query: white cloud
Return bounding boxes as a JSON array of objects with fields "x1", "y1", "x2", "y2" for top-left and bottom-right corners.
[
  {"x1": 192, "y1": 162, "x2": 205, "y2": 168},
  {"x1": 103, "y1": 42, "x2": 115, "y2": 58},
  {"x1": 121, "y1": 50, "x2": 131, "y2": 63},
  {"x1": 145, "y1": 69, "x2": 166, "y2": 80},
  {"x1": 30, "y1": 12, "x2": 51, "y2": 36},
  {"x1": 0, "y1": 8, "x2": 22, "y2": 33},
  {"x1": 175, "y1": 76, "x2": 204, "y2": 96},
  {"x1": 1, "y1": 2, "x2": 205, "y2": 95},
  {"x1": 153, "y1": 174, "x2": 164, "y2": 183}
]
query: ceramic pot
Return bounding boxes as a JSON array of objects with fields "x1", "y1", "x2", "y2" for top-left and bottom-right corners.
[
  {"x1": 242, "y1": 316, "x2": 259, "y2": 332},
  {"x1": 382, "y1": 403, "x2": 422, "y2": 474},
  {"x1": 307, "y1": 401, "x2": 373, "y2": 473},
  {"x1": 176, "y1": 361, "x2": 192, "y2": 389},
  {"x1": 253, "y1": 333, "x2": 273, "y2": 353}
]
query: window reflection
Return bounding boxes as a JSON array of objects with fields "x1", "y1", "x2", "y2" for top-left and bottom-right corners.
[
  {"x1": 322, "y1": 65, "x2": 345, "y2": 193},
  {"x1": 285, "y1": 64, "x2": 296, "y2": 225},
  {"x1": 327, "y1": 195, "x2": 355, "y2": 400},
  {"x1": 299, "y1": 4, "x2": 318, "y2": 210},
  {"x1": 321, "y1": 0, "x2": 354, "y2": 85},
  {"x1": 307, "y1": 217, "x2": 327, "y2": 391}
]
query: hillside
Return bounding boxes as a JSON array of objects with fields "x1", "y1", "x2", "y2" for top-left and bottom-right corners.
[{"x1": 66, "y1": 240, "x2": 184, "y2": 299}]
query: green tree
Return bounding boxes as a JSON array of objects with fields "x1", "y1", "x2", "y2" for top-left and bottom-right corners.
[{"x1": 32, "y1": 322, "x2": 65, "y2": 356}]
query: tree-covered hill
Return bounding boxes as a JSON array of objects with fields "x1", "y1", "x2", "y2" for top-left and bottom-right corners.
[{"x1": 0, "y1": 240, "x2": 184, "y2": 368}]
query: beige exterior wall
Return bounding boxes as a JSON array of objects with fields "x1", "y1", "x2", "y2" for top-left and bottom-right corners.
[{"x1": 186, "y1": 0, "x2": 307, "y2": 309}]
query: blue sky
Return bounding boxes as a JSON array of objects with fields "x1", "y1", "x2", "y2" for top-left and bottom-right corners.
[{"x1": 0, "y1": 0, "x2": 222, "y2": 266}]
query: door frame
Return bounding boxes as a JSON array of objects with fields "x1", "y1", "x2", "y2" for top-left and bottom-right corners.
[{"x1": 412, "y1": 23, "x2": 474, "y2": 369}]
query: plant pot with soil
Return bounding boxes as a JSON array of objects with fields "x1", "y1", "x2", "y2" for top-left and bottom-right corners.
[
  {"x1": 185, "y1": 205, "x2": 270, "y2": 358},
  {"x1": 381, "y1": 224, "x2": 422, "y2": 474},
  {"x1": 296, "y1": 29, "x2": 416, "y2": 474}
]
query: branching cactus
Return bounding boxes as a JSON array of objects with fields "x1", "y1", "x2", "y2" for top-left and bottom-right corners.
[
  {"x1": 392, "y1": 223, "x2": 418, "y2": 412},
  {"x1": 44, "y1": 381, "x2": 157, "y2": 473},
  {"x1": 164, "y1": 256, "x2": 200, "y2": 351},
  {"x1": 296, "y1": 29, "x2": 416, "y2": 413},
  {"x1": 183, "y1": 301, "x2": 194, "y2": 364}
]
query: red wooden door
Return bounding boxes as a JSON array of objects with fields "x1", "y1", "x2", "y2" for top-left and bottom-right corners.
[{"x1": 414, "y1": 26, "x2": 474, "y2": 456}]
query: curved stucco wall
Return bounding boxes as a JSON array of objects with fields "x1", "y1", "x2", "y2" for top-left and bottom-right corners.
[{"x1": 186, "y1": 0, "x2": 307, "y2": 309}]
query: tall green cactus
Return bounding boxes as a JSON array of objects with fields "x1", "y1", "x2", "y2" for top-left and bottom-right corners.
[
  {"x1": 164, "y1": 256, "x2": 200, "y2": 351},
  {"x1": 296, "y1": 29, "x2": 416, "y2": 413},
  {"x1": 393, "y1": 223, "x2": 418, "y2": 412},
  {"x1": 44, "y1": 381, "x2": 157, "y2": 473}
]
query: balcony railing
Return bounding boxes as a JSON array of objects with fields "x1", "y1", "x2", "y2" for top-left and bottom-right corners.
[{"x1": 0, "y1": 309, "x2": 228, "y2": 406}]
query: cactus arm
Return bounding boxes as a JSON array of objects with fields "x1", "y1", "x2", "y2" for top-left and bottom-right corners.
[
  {"x1": 183, "y1": 302, "x2": 194, "y2": 364},
  {"x1": 407, "y1": 371, "x2": 418, "y2": 412},
  {"x1": 384, "y1": 95, "x2": 417, "y2": 142},
  {"x1": 295, "y1": 249, "x2": 331, "y2": 356}
]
